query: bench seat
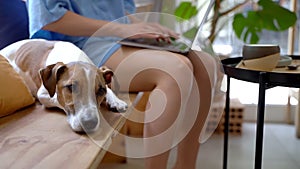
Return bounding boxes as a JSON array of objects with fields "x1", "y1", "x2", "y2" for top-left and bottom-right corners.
[{"x1": 0, "y1": 93, "x2": 143, "y2": 169}]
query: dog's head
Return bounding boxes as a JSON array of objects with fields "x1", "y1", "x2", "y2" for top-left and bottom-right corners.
[{"x1": 39, "y1": 62, "x2": 113, "y2": 132}]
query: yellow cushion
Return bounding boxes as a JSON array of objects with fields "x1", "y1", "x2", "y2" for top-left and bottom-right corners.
[{"x1": 0, "y1": 54, "x2": 35, "y2": 117}]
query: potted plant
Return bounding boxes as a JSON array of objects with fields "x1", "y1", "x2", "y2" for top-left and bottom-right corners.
[{"x1": 173, "y1": 0, "x2": 297, "y2": 44}]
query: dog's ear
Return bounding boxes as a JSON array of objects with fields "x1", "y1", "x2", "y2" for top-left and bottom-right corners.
[
  {"x1": 99, "y1": 66, "x2": 114, "y2": 84},
  {"x1": 39, "y1": 62, "x2": 67, "y2": 97}
]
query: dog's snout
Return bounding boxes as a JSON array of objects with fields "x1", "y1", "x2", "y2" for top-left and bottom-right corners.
[{"x1": 79, "y1": 113, "x2": 99, "y2": 132}]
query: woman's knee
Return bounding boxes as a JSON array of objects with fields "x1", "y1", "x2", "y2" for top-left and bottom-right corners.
[
  {"x1": 112, "y1": 48, "x2": 193, "y2": 78},
  {"x1": 171, "y1": 52, "x2": 193, "y2": 71}
]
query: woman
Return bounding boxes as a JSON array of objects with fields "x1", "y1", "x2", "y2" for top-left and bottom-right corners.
[{"x1": 27, "y1": 1, "x2": 222, "y2": 168}]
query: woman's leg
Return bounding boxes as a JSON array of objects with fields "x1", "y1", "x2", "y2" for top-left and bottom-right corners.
[
  {"x1": 173, "y1": 50, "x2": 222, "y2": 169},
  {"x1": 105, "y1": 46, "x2": 194, "y2": 169}
]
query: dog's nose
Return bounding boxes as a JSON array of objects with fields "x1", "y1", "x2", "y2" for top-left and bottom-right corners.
[{"x1": 79, "y1": 113, "x2": 99, "y2": 132}]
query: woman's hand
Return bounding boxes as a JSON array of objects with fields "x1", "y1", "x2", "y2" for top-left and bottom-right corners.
[{"x1": 115, "y1": 22, "x2": 180, "y2": 41}]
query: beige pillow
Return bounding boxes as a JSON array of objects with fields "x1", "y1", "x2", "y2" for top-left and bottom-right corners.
[{"x1": 0, "y1": 54, "x2": 35, "y2": 117}]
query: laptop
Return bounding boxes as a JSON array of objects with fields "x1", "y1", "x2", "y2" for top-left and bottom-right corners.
[{"x1": 118, "y1": 0, "x2": 215, "y2": 55}]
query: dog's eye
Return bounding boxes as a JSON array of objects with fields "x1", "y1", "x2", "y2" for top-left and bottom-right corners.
[
  {"x1": 65, "y1": 84, "x2": 73, "y2": 92},
  {"x1": 64, "y1": 83, "x2": 78, "y2": 93},
  {"x1": 96, "y1": 87, "x2": 106, "y2": 96}
]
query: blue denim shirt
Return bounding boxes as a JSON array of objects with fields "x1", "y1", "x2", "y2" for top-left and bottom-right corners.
[{"x1": 27, "y1": 0, "x2": 136, "y2": 66}]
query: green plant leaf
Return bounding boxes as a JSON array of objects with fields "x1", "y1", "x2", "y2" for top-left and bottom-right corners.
[
  {"x1": 232, "y1": 0, "x2": 297, "y2": 44},
  {"x1": 174, "y1": 1, "x2": 198, "y2": 21},
  {"x1": 233, "y1": 12, "x2": 262, "y2": 44},
  {"x1": 259, "y1": 0, "x2": 297, "y2": 31},
  {"x1": 183, "y1": 26, "x2": 199, "y2": 40}
]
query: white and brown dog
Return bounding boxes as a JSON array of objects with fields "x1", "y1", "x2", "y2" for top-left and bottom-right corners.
[{"x1": 0, "y1": 39, "x2": 127, "y2": 132}]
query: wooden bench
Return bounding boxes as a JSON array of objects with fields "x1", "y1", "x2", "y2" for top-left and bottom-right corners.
[{"x1": 0, "y1": 93, "x2": 144, "y2": 169}]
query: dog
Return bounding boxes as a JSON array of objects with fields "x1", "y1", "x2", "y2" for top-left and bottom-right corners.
[{"x1": 0, "y1": 39, "x2": 128, "y2": 132}]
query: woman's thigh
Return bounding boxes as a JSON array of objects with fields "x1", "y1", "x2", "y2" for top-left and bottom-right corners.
[{"x1": 105, "y1": 46, "x2": 193, "y2": 92}]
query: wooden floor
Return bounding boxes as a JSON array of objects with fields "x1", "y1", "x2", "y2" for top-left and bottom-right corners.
[{"x1": 98, "y1": 122, "x2": 300, "y2": 169}]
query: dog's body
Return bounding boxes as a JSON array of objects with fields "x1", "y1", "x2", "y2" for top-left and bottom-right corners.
[{"x1": 0, "y1": 39, "x2": 127, "y2": 132}]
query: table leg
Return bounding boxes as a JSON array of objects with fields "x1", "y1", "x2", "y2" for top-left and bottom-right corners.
[
  {"x1": 223, "y1": 76, "x2": 230, "y2": 169},
  {"x1": 296, "y1": 90, "x2": 300, "y2": 138},
  {"x1": 254, "y1": 72, "x2": 267, "y2": 169}
]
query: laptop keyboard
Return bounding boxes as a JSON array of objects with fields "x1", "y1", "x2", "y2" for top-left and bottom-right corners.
[{"x1": 130, "y1": 38, "x2": 189, "y2": 50}]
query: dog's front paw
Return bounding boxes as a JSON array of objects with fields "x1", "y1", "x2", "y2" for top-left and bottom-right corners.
[
  {"x1": 108, "y1": 99, "x2": 128, "y2": 112},
  {"x1": 106, "y1": 88, "x2": 128, "y2": 112}
]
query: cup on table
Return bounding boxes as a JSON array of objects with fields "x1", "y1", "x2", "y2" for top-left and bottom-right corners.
[{"x1": 236, "y1": 44, "x2": 281, "y2": 71}]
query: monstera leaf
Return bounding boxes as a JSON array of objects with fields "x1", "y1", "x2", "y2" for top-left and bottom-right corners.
[{"x1": 233, "y1": 0, "x2": 297, "y2": 44}]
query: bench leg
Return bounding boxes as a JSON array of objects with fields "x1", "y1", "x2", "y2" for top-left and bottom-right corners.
[
  {"x1": 100, "y1": 92, "x2": 150, "y2": 164},
  {"x1": 101, "y1": 125, "x2": 128, "y2": 163}
]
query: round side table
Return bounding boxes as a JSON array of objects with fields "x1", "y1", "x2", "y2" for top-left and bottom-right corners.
[{"x1": 221, "y1": 55, "x2": 300, "y2": 169}]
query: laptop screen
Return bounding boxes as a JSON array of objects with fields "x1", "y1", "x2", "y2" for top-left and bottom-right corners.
[
  {"x1": 117, "y1": 0, "x2": 215, "y2": 54},
  {"x1": 191, "y1": 0, "x2": 215, "y2": 51}
]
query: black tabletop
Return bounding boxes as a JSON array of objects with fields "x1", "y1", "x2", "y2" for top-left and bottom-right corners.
[{"x1": 221, "y1": 55, "x2": 300, "y2": 88}]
